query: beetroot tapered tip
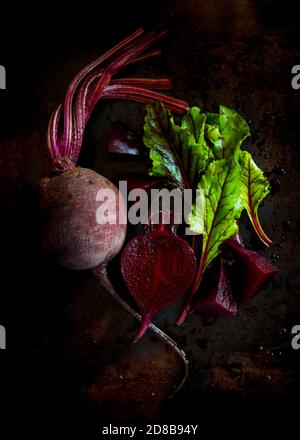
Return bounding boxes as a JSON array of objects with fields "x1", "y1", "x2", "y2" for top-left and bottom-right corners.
[{"x1": 133, "y1": 315, "x2": 153, "y2": 342}]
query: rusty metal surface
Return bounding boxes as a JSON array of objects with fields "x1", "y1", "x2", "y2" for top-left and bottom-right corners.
[{"x1": 0, "y1": 0, "x2": 300, "y2": 435}]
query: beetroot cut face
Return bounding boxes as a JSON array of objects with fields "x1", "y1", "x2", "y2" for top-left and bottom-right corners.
[
  {"x1": 191, "y1": 258, "x2": 237, "y2": 316},
  {"x1": 120, "y1": 211, "x2": 197, "y2": 341},
  {"x1": 225, "y1": 236, "x2": 278, "y2": 302}
]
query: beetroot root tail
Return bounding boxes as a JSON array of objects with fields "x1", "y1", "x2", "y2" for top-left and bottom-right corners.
[
  {"x1": 92, "y1": 263, "x2": 189, "y2": 398},
  {"x1": 133, "y1": 314, "x2": 153, "y2": 342}
]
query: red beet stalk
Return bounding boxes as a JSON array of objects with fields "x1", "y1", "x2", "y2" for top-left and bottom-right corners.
[
  {"x1": 93, "y1": 263, "x2": 190, "y2": 397},
  {"x1": 43, "y1": 29, "x2": 190, "y2": 397}
]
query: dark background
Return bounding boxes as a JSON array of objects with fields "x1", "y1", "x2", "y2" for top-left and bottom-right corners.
[{"x1": 0, "y1": 0, "x2": 300, "y2": 437}]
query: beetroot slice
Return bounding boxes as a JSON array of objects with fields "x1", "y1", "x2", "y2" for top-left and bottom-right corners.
[
  {"x1": 117, "y1": 173, "x2": 160, "y2": 192},
  {"x1": 225, "y1": 237, "x2": 278, "y2": 302},
  {"x1": 192, "y1": 258, "x2": 237, "y2": 316},
  {"x1": 107, "y1": 121, "x2": 141, "y2": 155},
  {"x1": 120, "y1": 211, "x2": 197, "y2": 341}
]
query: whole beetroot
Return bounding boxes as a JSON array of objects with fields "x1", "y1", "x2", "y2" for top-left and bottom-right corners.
[{"x1": 39, "y1": 167, "x2": 126, "y2": 270}]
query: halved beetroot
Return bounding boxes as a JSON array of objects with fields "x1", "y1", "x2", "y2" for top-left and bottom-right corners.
[
  {"x1": 225, "y1": 236, "x2": 278, "y2": 302},
  {"x1": 107, "y1": 121, "x2": 141, "y2": 155},
  {"x1": 120, "y1": 211, "x2": 197, "y2": 341},
  {"x1": 191, "y1": 258, "x2": 237, "y2": 316}
]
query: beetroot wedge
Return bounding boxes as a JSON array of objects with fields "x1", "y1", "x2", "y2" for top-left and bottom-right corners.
[
  {"x1": 117, "y1": 173, "x2": 160, "y2": 192},
  {"x1": 192, "y1": 258, "x2": 237, "y2": 316},
  {"x1": 225, "y1": 236, "x2": 278, "y2": 302},
  {"x1": 120, "y1": 211, "x2": 197, "y2": 341},
  {"x1": 107, "y1": 121, "x2": 141, "y2": 155}
]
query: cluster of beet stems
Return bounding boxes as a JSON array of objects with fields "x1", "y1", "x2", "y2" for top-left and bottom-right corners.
[{"x1": 47, "y1": 28, "x2": 187, "y2": 172}]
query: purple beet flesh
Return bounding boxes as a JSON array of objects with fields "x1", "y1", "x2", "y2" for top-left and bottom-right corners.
[
  {"x1": 192, "y1": 258, "x2": 237, "y2": 316},
  {"x1": 120, "y1": 211, "x2": 197, "y2": 340}
]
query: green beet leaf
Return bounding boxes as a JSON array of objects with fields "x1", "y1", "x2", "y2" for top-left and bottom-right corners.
[
  {"x1": 189, "y1": 157, "x2": 242, "y2": 270},
  {"x1": 180, "y1": 107, "x2": 214, "y2": 187},
  {"x1": 205, "y1": 106, "x2": 250, "y2": 159},
  {"x1": 240, "y1": 150, "x2": 272, "y2": 246}
]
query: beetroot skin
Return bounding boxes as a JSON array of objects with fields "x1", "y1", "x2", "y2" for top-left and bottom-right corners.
[
  {"x1": 39, "y1": 167, "x2": 127, "y2": 270},
  {"x1": 192, "y1": 258, "x2": 237, "y2": 316},
  {"x1": 121, "y1": 213, "x2": 197, "y2": 340}
]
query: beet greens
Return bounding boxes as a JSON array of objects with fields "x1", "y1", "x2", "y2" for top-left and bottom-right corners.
[
  {"x1": 40, "y1": 29, "x2": 194, "y2": 395},
  {"x1": 143, "y1": 101, "x2": 277, "y2": 325},
  {"x1": 107, "y1": 122, "x2": 141, "y2": 156}
]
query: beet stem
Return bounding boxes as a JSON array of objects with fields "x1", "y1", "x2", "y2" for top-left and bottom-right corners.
[
  {"x1": 247, "y1": 158, "x2": 272, "y2": 247},
  {"x1": 48, "y1": 28, "x2": 188, "y2": 171},
  {"x1": 47, "y1": 106, "x2": 61, "y2": 159},
  {"x1": 110, "y1": 78, "x2": 173, "y2": 90},
  {"x1": 102, "y1": 85, "x2": 187, "y2": 113},
  {"x1": 69, "y1": 31, "x2": 173, "y2": 164},
  {"x1": 176, "y1": 305, "x2": 191, "y2": 327},
  {"x1": 86, "y1": 31, "x2": 168, "y2": 116},
  {"x1": 251, "y1": 211, "x2": 272, "y2": 247},
  {"x1": 92, "y1": 263, "x2": 189, "y2": 397},
  {"x1": 101, "y1": 93, "x2": 186, "y2": 115}
]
